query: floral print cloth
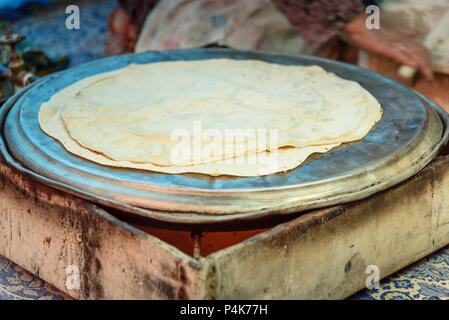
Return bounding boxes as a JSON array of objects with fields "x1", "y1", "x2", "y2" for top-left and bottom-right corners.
[
  {"x1": 134, "y1": 0, "x2": 363, "y2": 53},
  {"x1": 273, "y1": 0, "x2": 364, "y2": 51}
]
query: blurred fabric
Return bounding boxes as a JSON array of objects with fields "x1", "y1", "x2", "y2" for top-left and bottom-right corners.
[
  {"x1": 0, "y1": 0, "x2": 52, "y2": 19},
  {"x1": 380, "y1": 0, "x2": 449, "y2": 74},
  {"x1": 3, "y1": 0, "x2": 115, "y2": 67}
]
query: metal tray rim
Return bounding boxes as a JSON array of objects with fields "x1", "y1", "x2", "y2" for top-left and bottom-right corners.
[{"x1": 1, "y1": 49, "x2": 448, "y2": 229}]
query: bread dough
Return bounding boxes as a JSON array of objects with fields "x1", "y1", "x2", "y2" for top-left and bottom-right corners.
[{"x1": 39, "y1": 59, "x2": 382, "y2": 176}]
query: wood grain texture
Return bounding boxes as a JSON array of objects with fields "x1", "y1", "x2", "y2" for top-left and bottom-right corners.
[
  {"x1": 0, "y1": 162, "x2": 207, "y2": 299},
  {"x1": 1, "y1": 154, "x2": 449, "y2": 299},
  {"x1": 207, "y1": 156, "x2": 449, "y2": 299}
]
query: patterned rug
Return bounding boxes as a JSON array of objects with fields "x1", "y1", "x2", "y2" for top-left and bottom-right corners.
[
  {"x1": 1, "y1": 0, "x2": 449, "y2": 300},
  {"x1": 353, "y1": 246, "x2": 449, "y2": 300},
  {"x1": 0, "y1": 257, "x2": 70, "y2": 300}
]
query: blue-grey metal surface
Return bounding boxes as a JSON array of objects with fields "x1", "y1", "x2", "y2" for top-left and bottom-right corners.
[{"x1": 0, "y1": 49, "x2": 447, "y2": 227}]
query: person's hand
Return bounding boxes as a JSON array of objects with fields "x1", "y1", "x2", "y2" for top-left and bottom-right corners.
[{"x1": 344, "y1": 13, "x2": 433, "y2": 80}]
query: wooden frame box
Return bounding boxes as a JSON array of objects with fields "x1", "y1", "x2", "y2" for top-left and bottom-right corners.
[{"x1": 1, "y1": 154, "x2": 449, "y2": 299}]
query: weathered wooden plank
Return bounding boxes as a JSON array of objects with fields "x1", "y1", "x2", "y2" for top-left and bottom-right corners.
[
  {"x1": 2, "y1": 155, "x2": 449, "y2": 299},
  {"x1": 0, "y1": 162, "x2": 207, "y2": 299},
  {"x1": 207, "y1": 156, "x2": 449, "y2": 299}
]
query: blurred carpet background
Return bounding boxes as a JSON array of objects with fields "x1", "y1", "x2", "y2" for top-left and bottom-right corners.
[{"x1": 2, "y1": 0, "x2": 115, "y2": 67}]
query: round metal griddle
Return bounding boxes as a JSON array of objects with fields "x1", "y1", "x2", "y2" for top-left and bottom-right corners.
[{"x1": 0, "y1": 49, "x2": 448, "y2": 230}]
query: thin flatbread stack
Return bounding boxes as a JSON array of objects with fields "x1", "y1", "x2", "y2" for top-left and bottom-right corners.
[{"x1": 38, "y1": 59, "x2": 382, "y2": 176}]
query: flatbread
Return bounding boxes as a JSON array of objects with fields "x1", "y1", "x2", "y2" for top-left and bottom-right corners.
[{"x1": 39, "y1": 59, "x2": 382, "y2": 176}]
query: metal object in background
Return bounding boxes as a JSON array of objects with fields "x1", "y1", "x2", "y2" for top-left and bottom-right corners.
[
  {"x1": 0, "y1": 49, "x2": 448, "y2": 230},
  {"x1": 0, "y1": 33, "x2": 39, "y2": 106},
  {"x1": 0, "y1": 34, "x2": 35, "y2": 88}
]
